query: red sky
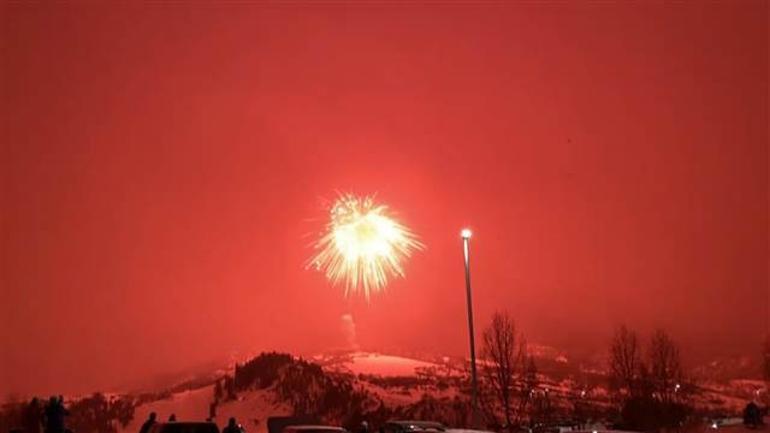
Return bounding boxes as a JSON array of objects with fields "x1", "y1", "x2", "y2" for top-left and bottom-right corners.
[{"x1": 2, "y1": 3, "x2": 768, "y2": 397}]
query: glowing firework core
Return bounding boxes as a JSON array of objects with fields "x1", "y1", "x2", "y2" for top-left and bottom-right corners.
[{"x1": 310, "y1": 194, "x2": 423, "y2": 299}]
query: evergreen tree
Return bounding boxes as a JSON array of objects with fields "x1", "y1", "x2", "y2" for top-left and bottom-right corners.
[{"x1": 224, "y1": 375, "x2": 237, "y2": 401}]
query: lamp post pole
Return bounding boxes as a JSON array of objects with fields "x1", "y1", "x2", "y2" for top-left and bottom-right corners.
[{"x1": 461, "y1": 228, "x2": 479, "y2": 427}]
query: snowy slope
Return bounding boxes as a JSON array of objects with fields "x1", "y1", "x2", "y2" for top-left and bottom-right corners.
[
  {"x1": 122, "y1": 386, "x2": 290, "y2": 433},
  {"x1": 318, "y1": 352, "x2": 440, "y2": 377}
]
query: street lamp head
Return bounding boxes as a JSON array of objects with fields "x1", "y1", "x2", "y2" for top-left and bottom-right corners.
[{"x1": 461, "y1": 228, "x2": 473, "y2": 239}]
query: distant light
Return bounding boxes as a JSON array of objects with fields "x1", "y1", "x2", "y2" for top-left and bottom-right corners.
[
  {"x1": 461, "y1": 228, "x2": 473, "y2": 239},
  {"x1": 711, "y1": 422, "x2": 718, "y2": 429}
]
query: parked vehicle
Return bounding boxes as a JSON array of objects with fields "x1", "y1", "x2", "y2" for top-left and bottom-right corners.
[
  {"x1": 380, "y1": 421, "x2": 446, "y2": 433},
  {"x1": 267, "y1": 417, "x2": 321, "y2": 433},
  {"x1": 446, "y1": 429, "x2": 497, "y2": 433},
  {"x1": 282, "y1": 426, "x2": 349, "y2": 433}
]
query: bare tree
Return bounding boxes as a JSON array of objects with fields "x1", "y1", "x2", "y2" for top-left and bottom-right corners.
[
  {"x1": 648, "y1": 329, "x2": 683, "y2": 403},
  {"x1": 481, "y1": 311, "x2": 526, "y2": 430},
  {"x1": 609, "y1": 325, "x2": 642, "y2": 398}
]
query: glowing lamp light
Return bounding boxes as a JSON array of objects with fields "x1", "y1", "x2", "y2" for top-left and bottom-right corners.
[{"x1": 460, "y1": 224, "x2": 478, "y2": 424}]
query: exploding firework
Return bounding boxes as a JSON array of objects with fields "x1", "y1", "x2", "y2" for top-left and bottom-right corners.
[{"x1": 309, "y1": 193, "x2": 423, "y2": 299}]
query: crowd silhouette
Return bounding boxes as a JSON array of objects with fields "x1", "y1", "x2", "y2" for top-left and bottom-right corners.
[
  {"x1": 15, "y1": 399, "x2": 246, "y2": 433},
  {"x1": 18, "y1": 397, "x2": 69, "y2": 433}
]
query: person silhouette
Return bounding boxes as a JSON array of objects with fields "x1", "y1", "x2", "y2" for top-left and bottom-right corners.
[
  {"x1": 23, "y1": 398, "x2": 43, "y2": 433},
  {"x1": 43, "y1": 396, "x2": 68, "y2": 433},
  {"x1": 168, "y1": 414, "x2": 177, "y2": 422},
  {"x1": 743, "y1": 402, "x2": 762, "y2": 428},
  {"x1": 139, "y1": 413, "x2": 158, "y2": 433},
  {"x1": 222, "y1": 417, "x2": 242, "y2": 433}
]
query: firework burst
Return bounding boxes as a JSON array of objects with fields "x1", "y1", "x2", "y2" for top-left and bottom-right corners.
[{"x1": 309, "y1": 193, "x2": 423, "y2": 299}]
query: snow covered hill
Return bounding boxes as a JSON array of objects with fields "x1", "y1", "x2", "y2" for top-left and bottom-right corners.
[
  {"x1": 122, "y1": 387, "x2": 290, "y2": 433},
  {"x1": 115, "y1": 349, "x2": 767, "y2": 433}
]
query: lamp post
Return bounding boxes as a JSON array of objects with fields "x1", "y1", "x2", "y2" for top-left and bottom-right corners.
[{"x1": 461, "y1": 228, "x2": 479, "y2": 427}]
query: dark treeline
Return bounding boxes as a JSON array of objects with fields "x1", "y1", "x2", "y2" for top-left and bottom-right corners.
[
  {"x1": 606, "y1": 325, "x2": 691, "y2": 431},
  {"x1": 1, "y1": 394, "x2": 134, "y2": 433},
  {"x1": 476, "y1": 313, "x2": 769, "y2": 432}
]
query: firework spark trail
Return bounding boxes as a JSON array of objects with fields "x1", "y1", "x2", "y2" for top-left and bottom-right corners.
[{"x1": 309, "y1": 193, "x2": 424, "y2": 300}]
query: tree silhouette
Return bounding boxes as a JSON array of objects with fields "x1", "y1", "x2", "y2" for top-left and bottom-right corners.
[
  {"x1": 609, "y1": 325, "x2": 643, "y2": 399},
  {"x1": 223, "y1": 375, "x2": 237, "y2": 401},
  {"x1": 68, "y1": 393, "x2": 134, "y2": 433},
  {"x1": 481, "y1": 311, "x2": 527, "y2": 430},
  {"x1": 609, "y1": 327, "x2": 692, "y2": 431},
  {"x1": 648, "y1": 329, "x2": 683, "y2": 403}
]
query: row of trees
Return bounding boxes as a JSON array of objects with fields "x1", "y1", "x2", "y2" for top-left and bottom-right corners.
[
  {"x1": 0, "y1": 394, "x2": 134, "y2": 433},
  {"x1": 608, "y1": 326, "x2": 691, "y2": 430},
  {"x1": 67, "y1": 394, "x2": 135, "y2": 433},
  {"x1": 476, "y1": 312, "x2": 697, "y2": 432},
  {"x1": 609, "y1": 326, "x2": 684, "y2": 403}
]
